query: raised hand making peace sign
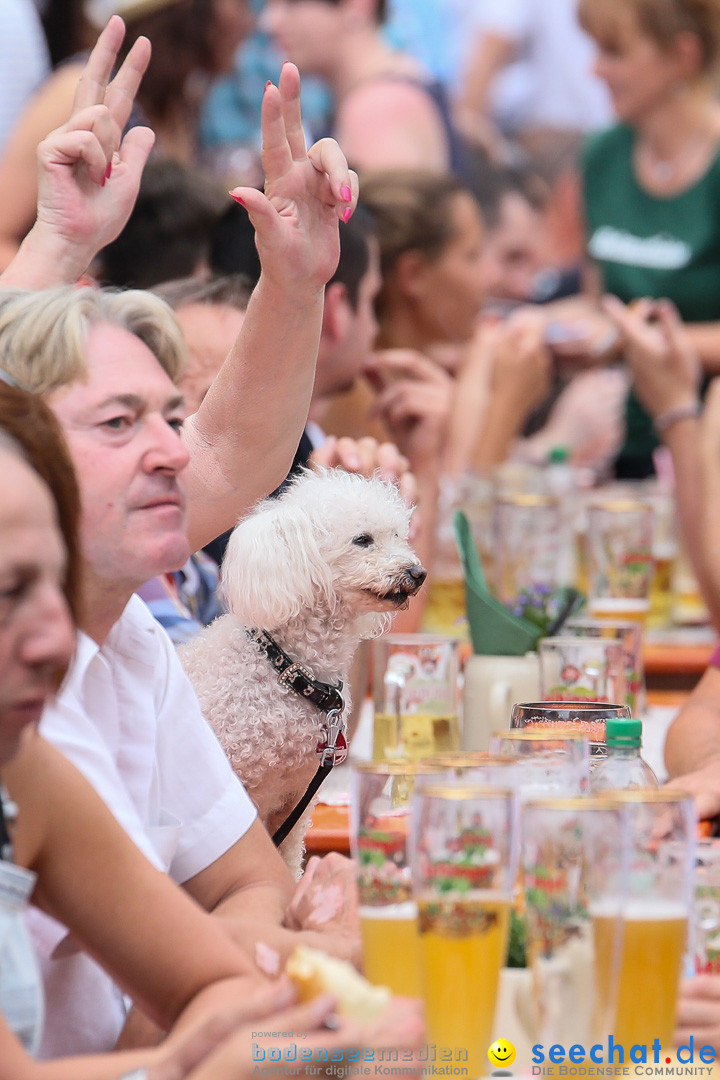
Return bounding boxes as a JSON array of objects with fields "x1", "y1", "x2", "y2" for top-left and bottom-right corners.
[
  {"x1": 230, "y1": 61, "x2": 358, "y2": 293},
  {"x1": 2, "y1": 15, "x2": 153, "y2": 289}
]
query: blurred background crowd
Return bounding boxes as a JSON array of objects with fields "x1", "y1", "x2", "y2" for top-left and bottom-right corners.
[{"x1": 6, "y1": 0, "x2": 712, "y2": 641}]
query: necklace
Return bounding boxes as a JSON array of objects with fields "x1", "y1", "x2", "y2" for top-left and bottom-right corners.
[{"x1": 636, "y1": 122, "x2": 716, "y2": 184}]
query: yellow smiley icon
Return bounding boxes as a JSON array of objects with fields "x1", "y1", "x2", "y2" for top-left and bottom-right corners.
[{"x1": 488, "y1": 1039, "x2": 516, "y2": 1069}]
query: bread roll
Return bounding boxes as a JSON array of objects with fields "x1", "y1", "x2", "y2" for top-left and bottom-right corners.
[{"x1": 286, "y1": 944, "x2": 391, "y2": 1023}]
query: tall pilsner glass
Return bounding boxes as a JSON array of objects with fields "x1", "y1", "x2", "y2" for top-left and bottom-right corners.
[
  {"x1": 607, "y1": 790, "x2": 696, "y2": 1050},
  {"x1": 351, "y1": 761, "x2": 443, "y2": 996},
  {"x1": 522, "y1": 796, "x2": 628, "y2": 1045},
  {"x1": 410, "y1": 785, "x2": 518, "y2": 1076}
]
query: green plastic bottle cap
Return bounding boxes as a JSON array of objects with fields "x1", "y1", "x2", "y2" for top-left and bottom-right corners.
[{"x1": 605, "y1": 717, "x2": 642, "y2": 748}]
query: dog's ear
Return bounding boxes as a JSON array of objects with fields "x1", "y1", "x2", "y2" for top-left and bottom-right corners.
[{"x1": 221, "y1": 499, "x2": 335, "y2": 629}]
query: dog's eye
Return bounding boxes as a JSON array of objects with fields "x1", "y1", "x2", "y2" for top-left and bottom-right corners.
[{"x1": 352, "y1": 533, "x2": 374, "y2": 548}]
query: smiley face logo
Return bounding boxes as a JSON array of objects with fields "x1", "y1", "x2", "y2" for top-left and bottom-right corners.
[{"x1": 488, "y1": 1039, "x2": 516, "y2": 1069}]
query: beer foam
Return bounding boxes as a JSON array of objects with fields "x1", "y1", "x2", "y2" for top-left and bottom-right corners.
[
  {"x1": 591, "y1": 898, "x2": 688, "y2": 920},
  {"x1": 622, "y1": 898, "x2": 688, "y2": 921},
  {"x1": 360, "y1": 901, "x2": 418, "y2": 920},
  {"x1": 589, "y1": 597, "x2": 649, "y2": 615}
]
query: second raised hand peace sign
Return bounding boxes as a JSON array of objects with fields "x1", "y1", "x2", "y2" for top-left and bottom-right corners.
[{"x1": 229, "y1": 62, "x2": 359, "y2": 293}]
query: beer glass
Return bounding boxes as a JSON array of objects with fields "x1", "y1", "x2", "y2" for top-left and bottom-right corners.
[
  {"x1": 693, "y1": 839, "x2": 720, "y2": 974},
  {"x1": 608, "y1": 791, "x2": 695, "y2": 1049},
  {"x1": 489, "y1": 729, "x2": 591, "y2": 798},
  {"x1": 350, "y1": 761, "x2": 444, "y2": 996},
  {"x1": 423, "y1": 472, "x2": 494, "y2": 638},
  {"x1": 538, "y1": 635, "x2": 626, "y2": 706},
  {"x1": 510, "y1": 700, "x2": 631, "y2": 760},
  {"x1": 522, "y1": 796, "x2": 628, "y2": 1045},
  {"x1": 371, "y1": 634, "x2": 460, "y2": 761},
  {"x1": 410, "y1": 785, "x2": 517, "y2": 1076},
  {"x1": 586, "y1": 499, "x2": 655, "y2": 625},
  {"x1": 415, "y1": 751, "x2": 519, "y2": 789},
  {"x1": 492, "y1": 493, "x2": 561, "y2": 605},
  {"x1": 564, "y1": 616, "x2": 646, "y2": 715}
]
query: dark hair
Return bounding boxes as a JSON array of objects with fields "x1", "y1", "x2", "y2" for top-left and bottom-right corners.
[
  {"x1": 154, "y1": 272, "x2": 253, "y2": 310},
  {"x1": 329, "y1": 204, "x2": 376, "y2": 310},
  {"x1": 41, "y1": 0, "x2": 92, "y2": 65},
  {"x1": 117, "y1": 0, "x2": 218, "y2": 123},
  {"x1": 312, "y1": 0, "x2": 387, "y2": 23},
  {"x1": 0, "y1": 382, "x2": 82, "y2": 625},
  {"x1": 466, "y1": 159, "x2": 548, "y2": 232},
  {"x1": 98, "y1": 158, "x2": 227, "y2": 289},
  {"x1": 210, "y1": 201, "x2": 263, "y2": 285}
]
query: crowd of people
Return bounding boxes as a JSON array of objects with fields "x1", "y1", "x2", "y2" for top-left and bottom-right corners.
[{"x1": 3, "y1": 0, "x2": 720, "y2": 1072}]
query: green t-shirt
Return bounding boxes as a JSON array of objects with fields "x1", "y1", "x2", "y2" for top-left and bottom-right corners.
[{"x1": 583, "y1": 124, "x2": 720, "y2": 475}]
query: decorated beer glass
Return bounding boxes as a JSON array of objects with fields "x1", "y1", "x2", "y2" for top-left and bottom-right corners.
[
  {"x1": 351, "y1": 760, "x2": 443, "y2": 995},
  {"x1": 410, "y1": 785, "x2": 518, "y2": 1077},
  {"x1": 607, "y1": 791, "x2": 695, "y2": 1050},
  {"x1": 522, "y1": 796, "x2": 628, "y2": 1045},
  {"x1": 371, "y1": 634, "x2": 460, "y2": 761}
]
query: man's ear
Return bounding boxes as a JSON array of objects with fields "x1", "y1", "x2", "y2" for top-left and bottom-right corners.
[{"x1": 322, "y1": 281, "x2": 353, "y2": 344}]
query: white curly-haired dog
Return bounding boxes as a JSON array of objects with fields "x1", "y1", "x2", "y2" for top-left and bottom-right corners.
[{"x1": 179, "y1": 468, "x2": 426, "y2": 876}]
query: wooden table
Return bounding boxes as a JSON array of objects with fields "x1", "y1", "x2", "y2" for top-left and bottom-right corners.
[{"x1": 644, "y1": 638, "x2": 716, "y2": 690}]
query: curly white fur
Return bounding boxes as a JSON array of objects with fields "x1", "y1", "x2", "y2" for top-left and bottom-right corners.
[{"x1": 179, "y1": 468, "x2": 425, "y2": 877}]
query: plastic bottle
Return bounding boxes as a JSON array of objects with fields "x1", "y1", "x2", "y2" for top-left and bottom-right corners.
[
  {"x1": 545, "y1": 446, "x2": 576, "y2": 586},
  {"x1": 590, "y1": 717, "x2": 659, "y2": 790}
]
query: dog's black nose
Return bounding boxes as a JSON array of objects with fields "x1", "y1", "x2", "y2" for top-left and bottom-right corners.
[{"x1": 408, "y1": 563, "x2": 427, "y2": 585}]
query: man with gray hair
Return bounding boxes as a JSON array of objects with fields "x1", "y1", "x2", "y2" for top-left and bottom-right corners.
[{"x1": 0, "y1": 17, "x2": 361, "y2": 1060}]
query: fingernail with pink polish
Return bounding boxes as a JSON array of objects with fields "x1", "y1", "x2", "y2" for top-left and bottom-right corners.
[
  {"x1": 265, "y1": 80, "x2": 273, "y2": 90},
  {"x1": 340, "y1": 185, "x2": 352, "y2": 203},
  {"x1": 105, "y1": 161, "x2": 112, "y2": 181},
  {"x1": 342, "y1": 206, "x2": 353, "y2": 223},
  {"x1": 229, "y1": 191, "x2": 245, "y2": 206}
]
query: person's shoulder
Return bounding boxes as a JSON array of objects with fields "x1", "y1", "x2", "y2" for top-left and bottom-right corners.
[{"x1": 342, "y1": 73, "x2": 442, "y2": 126}]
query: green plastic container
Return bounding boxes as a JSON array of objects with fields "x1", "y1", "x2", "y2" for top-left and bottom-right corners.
[{"x1": 453, "y1": 509, "x2": 543, "y2": 656}]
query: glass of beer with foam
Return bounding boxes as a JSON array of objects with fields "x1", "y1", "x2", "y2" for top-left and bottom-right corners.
[
  {"x1": 600, "y1": 790, "x2": 695, "y2": 1051},
  {"x1": 410, "y1": 785, "x2": 518, "y2": 1077},
  {"x1": 522, "y1": 796, "x2": 628, "y2": 1046},
  {"x1": 586, "y1": 499, "x2": 655, "y2": 628},
  {"x1": 351, "y1": 760, "x2": 444, "y2": 996}
]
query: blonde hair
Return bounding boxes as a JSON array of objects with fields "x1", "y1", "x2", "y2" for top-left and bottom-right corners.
[
  {"x1": 578, "y1": 0, "x2": 720, "y2": 76},
  {"x1": 0, "y1": 286, "x2": 186, "y2": 395}
]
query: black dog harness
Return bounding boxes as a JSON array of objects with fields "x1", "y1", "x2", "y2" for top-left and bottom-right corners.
[{"x1": 247, "y1": 629, "x2": 347, "y2": 847}]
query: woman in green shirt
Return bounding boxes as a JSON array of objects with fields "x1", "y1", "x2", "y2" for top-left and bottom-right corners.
[{"x1": 558, "y1": 0, "x2": 720, "y2": 476}]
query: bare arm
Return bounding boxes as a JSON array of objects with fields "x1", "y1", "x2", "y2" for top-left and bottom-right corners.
[
  {"x1": 9, "y1": 739, "x2": 261, "y2": 1021},
  {"x1": 183, "y1": 823, "x2": 360, "y2": 966},
  {"x1": 601, "y1": 296, "x2": 717, "y2": 616},
  {"x1": 664, "y1": 665, "x2": 720, "y2": 820},
  {"x1": 454, "y1": 31, "x2": 515, "y2": 158},
  {"x1": 1, "y1": 735, "x2": 268, "y2": 1078},
  {"x1": 182, "y1": 63, "x2": 357, "y2": 549},
  {"x1": 684, "y1": 322, "x2": 720, "y2": 373},
  {"x1": 471, "y1": 312, "x2": 552, "y2": 469},
  {"x1": 334, "y1": 81, "x2": 449, "y2": 173}
]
